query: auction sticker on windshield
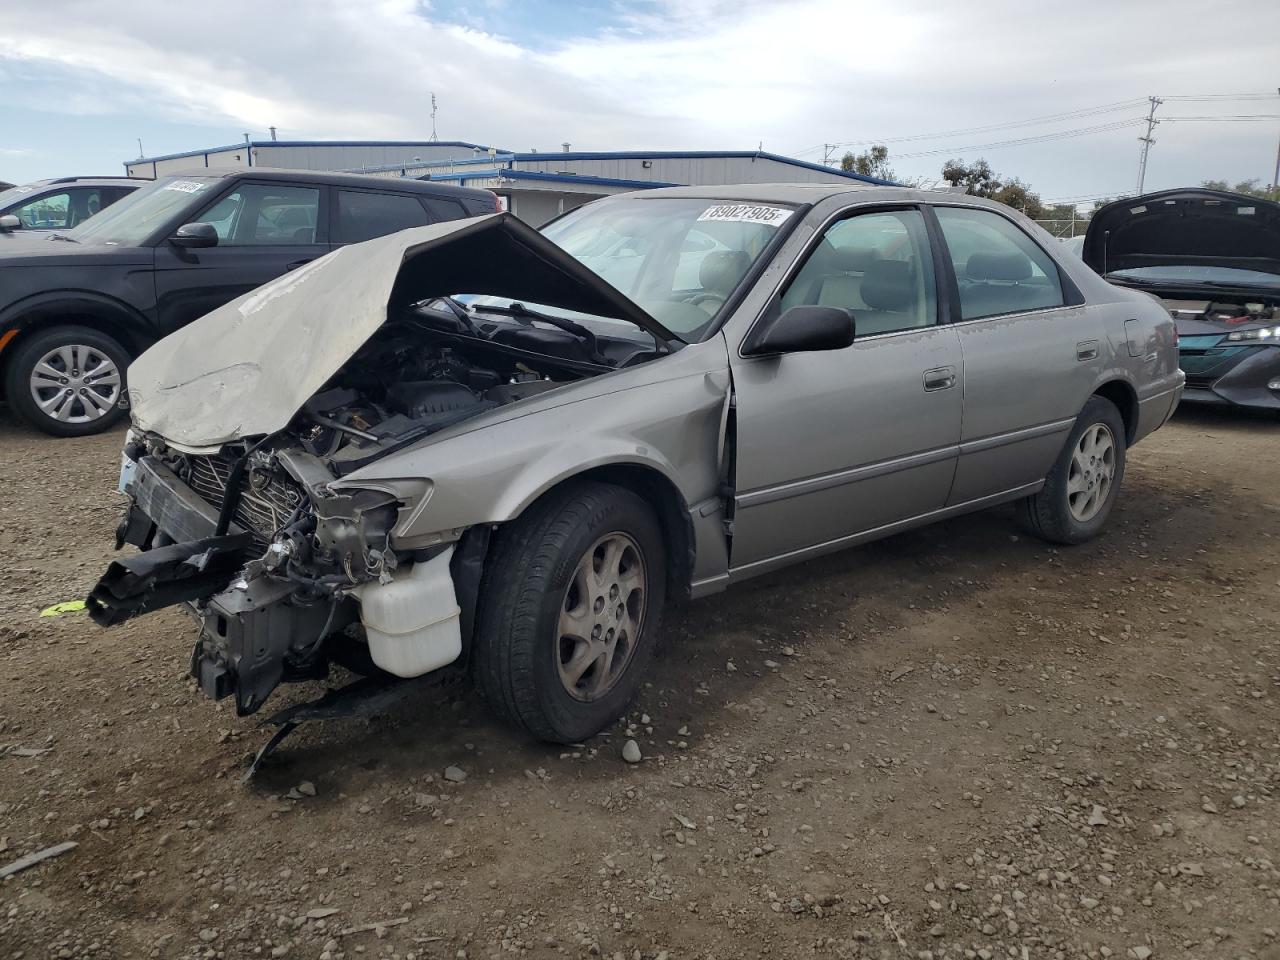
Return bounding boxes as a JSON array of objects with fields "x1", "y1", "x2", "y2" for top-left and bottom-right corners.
[
  {"x1": 163, "y1": 180, "x2": 209, "y2": 194},
  {"x1": 697, "y1": 204, "x2": 793, "y2": 227}
]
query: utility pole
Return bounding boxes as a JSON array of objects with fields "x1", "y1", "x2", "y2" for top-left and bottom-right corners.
[
  {"x1": 1271, "y1": 86, "x2": 1280, "y2": 199},
  {"x1": 1135, "y1": 96, "x2": 1162, "y2": 194},
  {"x1": 822, "y1": 143, "x2": 835, "y2": 167},
  {"x1": 430, "y1": 93, "x2": 439, "y2": 142}
]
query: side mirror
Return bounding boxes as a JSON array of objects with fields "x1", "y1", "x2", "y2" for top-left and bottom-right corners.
[
  {"x1": 0, "y1": 215, "x2": 20, "y2": 231},
  {"x1": 169, "y1": 222, "x2": 219, "y2": 249},
  {"x1": 741, "y1": 305, "x2": 855, "y2": 357}
]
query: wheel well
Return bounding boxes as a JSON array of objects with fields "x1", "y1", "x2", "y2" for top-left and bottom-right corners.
[
  {"x1": 0, "y1": 310, "x2": 149, "y2": 383},
  {"x1": 543, "y1": 465, "x2": 695, "y2": 602},
  {"x1": 1092, "y1": 380, "x2": 1138, "y2": 443}
]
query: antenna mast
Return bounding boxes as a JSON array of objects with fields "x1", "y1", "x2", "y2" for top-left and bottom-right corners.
[{"x1": 430, "y1": 93, "x2": 439, "y2": 142}]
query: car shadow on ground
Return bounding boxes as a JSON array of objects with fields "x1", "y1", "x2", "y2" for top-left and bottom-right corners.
[
  {"x1": 242, "y1": 469, "x2": 1211, "y2": 797},
  {"x1": 1171, "y1": 402, "x2": 1278, "y2": 431}
]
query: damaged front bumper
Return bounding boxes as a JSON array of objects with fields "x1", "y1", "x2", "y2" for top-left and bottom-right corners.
[{"x1": 89, "y1": 446, "x2": 463, "y2": 717}]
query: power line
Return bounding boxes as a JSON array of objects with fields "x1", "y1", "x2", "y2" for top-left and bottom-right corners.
[
  {"x1": 797, "y1": 92, "x2": 1280, "y2": 158},
  {"x1": 888, "y1": 119, "x2": 1144, "y2": 160},
  {"x1": 1162, "y1": 114, "x2": 1280, "y2": 121},
  {"x1": 1162, "y1": 93, "x2": 1280, "y2": 101},
  {"x1": 794, "y1": 98, "x2": 1148, "y2": 156}
]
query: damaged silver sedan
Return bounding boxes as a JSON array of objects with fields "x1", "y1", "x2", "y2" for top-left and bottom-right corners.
[{"x1": 88, "y1": 184, "x2": 1184, "y2": 745}]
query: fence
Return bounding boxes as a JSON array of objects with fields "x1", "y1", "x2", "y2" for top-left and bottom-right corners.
[{"x1": 1033, "y1": 218, "x2": 1090, "y2": 239}]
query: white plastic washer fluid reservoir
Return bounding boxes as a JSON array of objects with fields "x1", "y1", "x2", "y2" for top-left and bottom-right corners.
[{"x1": 353, "y1": 546, "x2": 461, "y2": 678}]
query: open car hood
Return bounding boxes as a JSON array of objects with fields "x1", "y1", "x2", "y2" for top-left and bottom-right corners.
[
  {"x1": 1083, "y1": 188, "x2": 1280, "y2": 278},
  {"x1": 126, "y1": 213, "x2": 677, "y2": 449}
]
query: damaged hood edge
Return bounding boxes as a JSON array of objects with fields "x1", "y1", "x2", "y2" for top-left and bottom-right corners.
[{"x1": 126, "y1": 213, "x2": 678, "y2": 450}]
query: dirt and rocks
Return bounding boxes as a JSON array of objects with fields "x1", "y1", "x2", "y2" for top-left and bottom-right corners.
[{"x1": 1, "y1": 404, "x2": 1277, "y2": 960}]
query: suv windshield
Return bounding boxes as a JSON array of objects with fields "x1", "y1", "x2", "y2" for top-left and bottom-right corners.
[
  {"x1": 0, "y1": 183, "x2": 44, "y2": 209},
  {"x1": 465, "y1": 196, "x2": 796, "y2": 342},
  {"x1": 1109, "y1": 264, "x2": 1280, "y2": 288},
  {"x1": 72, "y1": 177, "x2": 219, "y2": 246}
]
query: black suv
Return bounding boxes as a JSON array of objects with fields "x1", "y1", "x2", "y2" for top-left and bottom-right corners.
[
  {"x1": 0, "y1": 170, "x2": 499, "y2": 436},
  {"x1": 0, "y1": 177, "x2": 142, "y2": 232}
]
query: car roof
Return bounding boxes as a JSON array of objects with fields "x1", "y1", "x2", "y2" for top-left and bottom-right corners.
[
  {"x1": 625, "y1": 182, "x2": 992, "y2": 208},
  {"x1": 158, "y1": 166, "x2": 495, "y2": 200},
  {"x1": 18, "y1": 177, "x2": 145, "y2": 189}
]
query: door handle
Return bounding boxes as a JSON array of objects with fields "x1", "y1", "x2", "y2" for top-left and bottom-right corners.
[
  {"x1": 1076, "y1": 339, "x2": 1099, "y2": 361},
  {"x1": 923, "y1": 365, "x2": 957, "y2": 391},
  {"x1": 285, "y1": 259, "x2": 314, "y2": 271}
]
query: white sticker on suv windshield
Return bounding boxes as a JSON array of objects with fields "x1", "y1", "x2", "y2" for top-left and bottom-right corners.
[
  {"x1": 697, "y1": 203, "x2": 793, "y2": 227},
  {"x1": 163, "y1": 180, "x2": 209, "y2": 194}
]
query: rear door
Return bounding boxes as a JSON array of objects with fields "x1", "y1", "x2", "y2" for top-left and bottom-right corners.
[
  {"x1": 930, "y1": 205, "x2": 1103, "y2": 504},
  {"x1": 727, "y1": 204, "x2": 963, "y2": 575},
  {"x1": 153, "y1": 180, "x2": 328, "y2": 334}
]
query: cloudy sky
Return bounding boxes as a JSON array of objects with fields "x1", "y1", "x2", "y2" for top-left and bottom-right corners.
[{"x1": 1, "y1": 0, "x2": 1278, "y2": 204}]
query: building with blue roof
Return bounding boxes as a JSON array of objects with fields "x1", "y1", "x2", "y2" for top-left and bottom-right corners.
[{"x1": 124, "y1": 139, "x2": 894, "y2": 225}]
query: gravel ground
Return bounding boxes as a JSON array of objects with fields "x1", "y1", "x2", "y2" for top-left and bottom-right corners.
[{"x1": 1, "y1": 404, "x2": 1277, "y2": 960}]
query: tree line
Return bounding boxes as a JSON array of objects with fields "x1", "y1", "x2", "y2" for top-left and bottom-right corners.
[{"x1": 840, "y1": 145, "x2": 1279, "y2": 221}]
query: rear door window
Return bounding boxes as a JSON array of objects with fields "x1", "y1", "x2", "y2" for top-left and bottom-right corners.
[
  {"x1": 421, "y1": 195, "x2": 468, "y2": 222},
  {"x1": 336, "y1": 190, "x2": 431, "y2": 244},
  {"x1": 934, "y1": 207, "x2": 1065, "y2": 320}
]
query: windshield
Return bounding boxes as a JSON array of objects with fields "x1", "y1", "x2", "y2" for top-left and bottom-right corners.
[
  {"x1": 0, "y1": 183, "x2": 44, "y2": 210},
  {"x1": 465, "y1": 196, "x2": 796, "y2": 342},
  {"x1": 1109, "y1": 264, "x2": 1280, "y2": 288},
  {"x1": 72, "y1": 176, "x2": 219, "y2": 246}
]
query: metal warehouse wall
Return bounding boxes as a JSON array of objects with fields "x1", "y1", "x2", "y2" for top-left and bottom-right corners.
[
  {"x1": 515, "y1": 155, "x2": 854, "y2": 186},
  {"x1": 126, "y1": 143, "x2": 490, "y2": 179},
  {"x1": 255, "y1": 143, "x2": 486, "y2": 172}
]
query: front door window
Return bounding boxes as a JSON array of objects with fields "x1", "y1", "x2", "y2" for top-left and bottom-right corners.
[{"x1": 780, "y1": 208, "x2": 937, "y2": 336}]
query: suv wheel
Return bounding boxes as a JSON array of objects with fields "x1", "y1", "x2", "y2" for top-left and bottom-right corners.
[
  {"x1": 1017, "y1": 395, "x2": 1127, "y2": 544},
  {"x1": 5, "y1": 325, "x2": 129, "y2": 437},
  {"x1": 475, "y1": 482, "x2": 665, "y2": 743}
]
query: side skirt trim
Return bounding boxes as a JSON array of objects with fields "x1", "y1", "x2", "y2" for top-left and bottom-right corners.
[{"x1": 712, "y1": 480, "x2": 1044, "y2": 587}]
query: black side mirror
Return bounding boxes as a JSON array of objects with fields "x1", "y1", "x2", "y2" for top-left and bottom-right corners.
[
  {"x1": 741, "y1": 305, "x2": 855, "y2": 357},
  {"x1": 170, "y1": 222, "x2": 219, "y2": 249}
]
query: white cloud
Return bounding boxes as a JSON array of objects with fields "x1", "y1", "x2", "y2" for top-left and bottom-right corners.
[{"x1": 0, "y1": 0, "x2": 1277, "y2": 197}]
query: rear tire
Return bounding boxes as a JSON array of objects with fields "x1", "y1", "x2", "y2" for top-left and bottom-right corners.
[
  {"x1": 5, "y1": 325, "x2": 129, "y2": 437},
  {"x1": 1017, "y1": 395, "x2": 1126, "y2": 545},
  {"x1": 474, "y1": 482, "x2": 665, "y2": 743}
]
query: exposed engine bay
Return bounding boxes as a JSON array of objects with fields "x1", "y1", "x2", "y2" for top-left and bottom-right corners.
[
  {"x1": 87, "y1": 299, "x2": 662, "y2": 716},
  {"x1": 1162, "y1": 297, "x2": 1278, "y2": 325}
]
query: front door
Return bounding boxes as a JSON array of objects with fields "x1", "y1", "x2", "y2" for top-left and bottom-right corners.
[
  {"x1": 153, "y1": 181, "x2": 328, "y2": 335},
  {"x1": 930, "y1": 205, "x2": 1104, "y2": 504},
  {"x1": 727, "y1": 206, "x2": 963, "y2": 576}
]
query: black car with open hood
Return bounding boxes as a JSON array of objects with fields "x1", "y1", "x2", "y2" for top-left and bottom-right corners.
[{"x1": 1083, "y1": 188, "x2": 1280, "y2": 411}]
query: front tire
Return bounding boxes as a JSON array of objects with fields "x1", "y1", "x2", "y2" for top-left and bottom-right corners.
[
  {"x1": 1017, "y1": 395, "x2": 1126, "y2": 544},
  {"x1": 475, "y1": 482, "x2": 665, "y2": 743},
  {"x1": 5, "y1": 325, "x2": 129, "y2": 437}
]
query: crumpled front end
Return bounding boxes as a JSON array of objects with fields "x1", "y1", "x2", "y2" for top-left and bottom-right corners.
[{"x1": 88, "y1": 432, "x2": 461, "y2": 716}]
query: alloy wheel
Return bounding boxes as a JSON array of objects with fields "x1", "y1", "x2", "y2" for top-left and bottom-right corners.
[
  {"x1": 28, "y1": 344, "x2": 122, "y2": 424},
  {"x1": 556, "y1": 532, "x2": 648, "y2": 702},
  {"x1": 1067, "y1": 423, "x2": 1115, "y2": 522}
]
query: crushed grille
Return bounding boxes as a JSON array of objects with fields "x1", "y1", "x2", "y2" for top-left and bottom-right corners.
[{"x1": 186, "y1": 454, "x2": 304, "y2": 550}]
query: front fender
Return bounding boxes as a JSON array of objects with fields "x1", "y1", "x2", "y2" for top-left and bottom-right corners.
[{"x1": 335, "y1": 363, "x2": 731, "y2": 547}]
